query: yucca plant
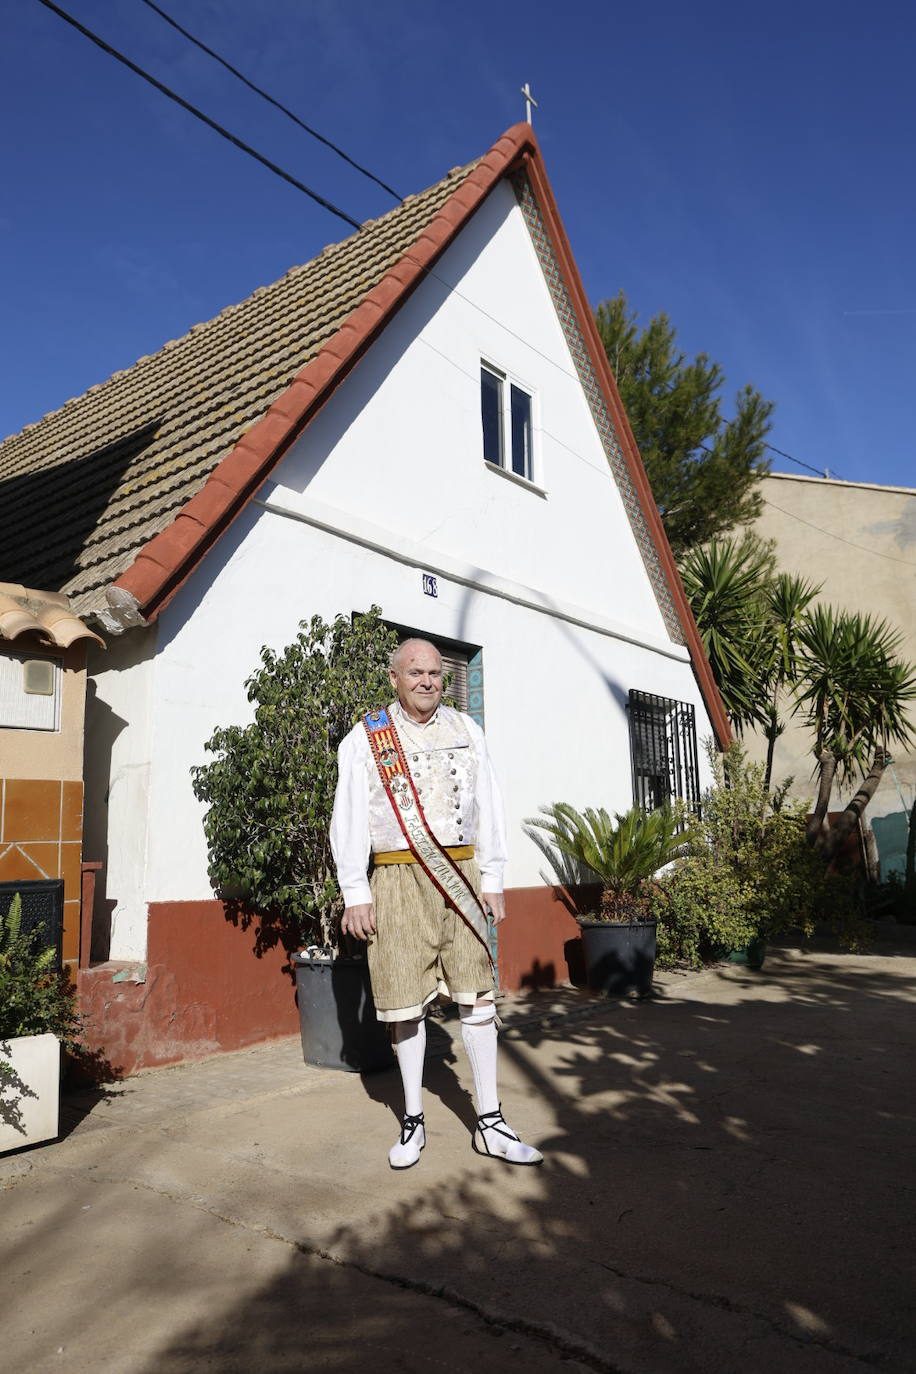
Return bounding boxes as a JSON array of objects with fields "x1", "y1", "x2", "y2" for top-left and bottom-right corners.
[
  {"x1": 794, "y1": 606, "x2": 916, "y2": 853},
  {"x1": 525, "y1": 803, "x2": 692, "y2": 921}
]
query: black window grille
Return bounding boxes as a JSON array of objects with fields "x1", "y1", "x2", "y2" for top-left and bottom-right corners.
[
  {"x1": 627, "y1": 690, "x2": 700, "y2": 812},
  {"x1": 0, "y1": 879, "x2": 64, "y2": 970}
]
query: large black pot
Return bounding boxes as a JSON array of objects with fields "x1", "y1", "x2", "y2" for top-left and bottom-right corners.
[
  {"x1": 292, "y1": 955, "x2": 394, "y2": 1073},
  {"x1": 578, "y1": 919, "x2": 657, "y2": 997}
]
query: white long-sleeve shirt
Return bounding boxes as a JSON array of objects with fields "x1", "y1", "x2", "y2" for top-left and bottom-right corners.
[{"x1": 330, "y1": 702, "x2": 508, "y2": 907}]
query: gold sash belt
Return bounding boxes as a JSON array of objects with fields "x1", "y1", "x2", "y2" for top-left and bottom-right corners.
[{"x1": 374, "y1": 844, "x2": 475, "y2": 866}]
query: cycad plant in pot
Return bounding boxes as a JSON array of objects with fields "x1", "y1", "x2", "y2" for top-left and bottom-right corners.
[
  {"x1": 191, "y1": 607, "x2": 399, "y2": 1072},
  {"x1": 525, "y1": 803, "x2": 690, "y2": 996}
]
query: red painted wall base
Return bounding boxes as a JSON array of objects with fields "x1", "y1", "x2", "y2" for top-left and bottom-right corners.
[
  {"x1": 77, "y1": 901, "x2": 300, "y2": 1077},
  {"x1": 76, "y1": 889, "x2": 586, "y2": 1077},
  {"x1": 500, "y1": 885, "x2": 587, "y2": 991}
]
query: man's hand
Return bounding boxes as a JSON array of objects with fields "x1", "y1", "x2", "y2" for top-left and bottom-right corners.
[
  {"x1": 483, "y1": 891, "x2": 506, "y2": 925},
  {"x1": 341, "y1": 903, "x2": 376, "y2": 940}
]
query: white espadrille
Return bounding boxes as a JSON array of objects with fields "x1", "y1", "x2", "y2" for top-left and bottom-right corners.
[
  {"x1": 473, "y1": 1106, "x2": 543, "y2": 1166},
  {"x1": 388, "y1": 1112, "x2": 426, "y2": 1169}
]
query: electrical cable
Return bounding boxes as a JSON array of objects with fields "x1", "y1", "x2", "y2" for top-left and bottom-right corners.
[
  {"x1": 33, "y1": 0, "x2": 858, "y2": 489},
  {"x1": 764, "y1": 441, "x2": 841, "y2": 480},
  {"x1": 34, "y1": 0, "x2": 363, "y2": 231},
  {"x1": 762, "y1": 497, "x2": 916, "y2": 567},
  {"x1": 136, "y1": 0, "x2": 403, "y2": 202}
]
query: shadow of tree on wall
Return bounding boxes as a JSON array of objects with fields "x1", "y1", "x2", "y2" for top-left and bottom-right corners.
[
  {"x1": 0, "y1": 1057, "x2": 37, "y2": 1138},
  {"x1": 4, "y1": 951, "x2": 916, "y2": 1371}
]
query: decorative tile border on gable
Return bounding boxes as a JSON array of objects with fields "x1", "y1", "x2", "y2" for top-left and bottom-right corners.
[{"x1": 511, "y1": 170, "x2": 685, "y2": 646}]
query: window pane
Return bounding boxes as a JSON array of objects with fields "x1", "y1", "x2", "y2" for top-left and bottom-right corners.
[
  {"x1": 480, "y1": 367, "x2": 504, "y2": 467},
  {"x1": 510, "y1": 384, "x2": 531, "y2": 479}
]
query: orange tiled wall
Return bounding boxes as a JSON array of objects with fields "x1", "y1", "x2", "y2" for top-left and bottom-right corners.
[{"x1": 0, "y1": 779, "x2": 83, "y2": 964}]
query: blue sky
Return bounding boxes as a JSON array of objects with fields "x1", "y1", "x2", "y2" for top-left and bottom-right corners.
[{"x1": 2, "y1": 0, "x2": 914, "y2": 489}]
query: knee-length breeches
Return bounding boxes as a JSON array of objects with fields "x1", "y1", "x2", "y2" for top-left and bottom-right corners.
[{"x1": 367, "y1": 857, "x2": 495, "y2": 1022}]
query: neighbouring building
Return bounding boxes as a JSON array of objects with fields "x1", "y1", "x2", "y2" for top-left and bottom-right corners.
[
  {"x1": 0, "y1": 584, "x2": 103, "y2": 968},
  {"x1": 751, "y1": 471, "x2": 916, "y2": 874},
  {"x1": 0, "y1": 124, "x2": 729, "y2": 1072}
]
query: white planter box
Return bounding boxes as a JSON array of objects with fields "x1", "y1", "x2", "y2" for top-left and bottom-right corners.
[{"x1": 0, "y1": 1032, "x2": 61, "y2": 1153}]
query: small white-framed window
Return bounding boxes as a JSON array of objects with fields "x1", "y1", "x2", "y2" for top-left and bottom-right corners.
[
  {"x1": 480, "y1": 362, "x2": 534, "y2": 482},
  {"x1": 0, "y1": 650, "x2": 62, "y2": 731}
]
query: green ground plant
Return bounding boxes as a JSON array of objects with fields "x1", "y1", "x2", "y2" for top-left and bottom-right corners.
[
  {"x1": 0, "y1": 894, "x2": 82, "y2": 1045},
  {"x1": 651, "y1": 745, "x2": 867, "y2": 968}
]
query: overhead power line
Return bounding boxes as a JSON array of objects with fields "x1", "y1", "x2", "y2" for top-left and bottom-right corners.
[
  {"x1": 33, "y1": 0, "x2": 855, "y2": 490},
  {"x1": 762, "y1": 497, "x2": 916, "y2": 567},
  {"x1": 764, "y1": 440, "x2": 841, "y2": 481},
  {"x1": 136, "y1": 0, "x2": 403, "y2": 202},
  {"x1": 35, "y1": 0, "x2": 363, "y2": 231}
]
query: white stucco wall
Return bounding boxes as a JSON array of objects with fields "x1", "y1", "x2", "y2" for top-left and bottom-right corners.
[
  {"x1": 83, "y1": 627, "x2": 157, "y2": 960},
  {"x1": 275, "y1": 182, "x2": 670, "y2": 640},
  {"x1": 110, "y1": 180, "x2": 716, "y2": 919}
]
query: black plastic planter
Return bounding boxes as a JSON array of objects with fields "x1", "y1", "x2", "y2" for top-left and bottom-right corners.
[
  {"x1": 578, "y1": 919, "x2": 657, "y2": 997},
  {"x1": 293, "y1": 955, "x2": 394, "y2": 1073}
]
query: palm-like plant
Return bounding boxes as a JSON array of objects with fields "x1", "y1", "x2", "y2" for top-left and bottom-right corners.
[
  {"x1": 794, "y1": 606, "x2": 916, "y2": 851},
  {"x1": 524, "y1": 803, "x2": 691, "y2": 921},
  {"x1": 679, "y1": 533, "x2": 776, "y2": 732},
  {"x1": 760, "y1": 572, "x2": 822, "y2": 787}
]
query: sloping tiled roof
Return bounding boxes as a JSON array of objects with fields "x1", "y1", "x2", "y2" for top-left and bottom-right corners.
[
  {"x1": 0, "y1": 123, "x2": 732, "y2": 745},
  {"x1": 0, "y1": 158, "x2": 480, "y2": 619}
]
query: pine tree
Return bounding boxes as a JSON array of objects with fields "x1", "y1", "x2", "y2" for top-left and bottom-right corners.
[{"x1": 595, "y1": 291, "x2": 774, "y2": 555}]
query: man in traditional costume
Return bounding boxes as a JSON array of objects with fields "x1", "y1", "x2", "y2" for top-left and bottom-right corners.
[{"x1": 330, "y1": 638, "x2": 543, "y2": 1170}]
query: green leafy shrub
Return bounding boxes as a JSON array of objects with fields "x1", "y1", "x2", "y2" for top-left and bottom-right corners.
[
  {"x1": 650, "y1": 745, "x2": 866, "y2": 968},
  {"x1": 191, "y1": 608, "x2": 399, "y2": 950},
  {"x1": 0, "y1": 894, "x2": 82, "y2": 1045}
]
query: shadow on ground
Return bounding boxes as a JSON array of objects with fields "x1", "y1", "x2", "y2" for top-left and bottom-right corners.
[{"x1": 6, "y1": 948, "x2": 916, "y2": 1372}]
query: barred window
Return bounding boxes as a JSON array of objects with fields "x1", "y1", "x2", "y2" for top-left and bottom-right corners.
[{"x1": 627, "y1": 690, "x2": 700, "y2": 811}]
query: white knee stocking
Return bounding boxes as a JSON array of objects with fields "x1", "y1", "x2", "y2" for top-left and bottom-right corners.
[
  {"x1": 459, "y1": 1002, "x2": 499, "y2": 1115},
  {"x1": 392, "y1": 1016, "x2": 426, "y2": 1117},
  {"x1": 460, "y1": 1002, "x2": 544, "y2": 1166}
]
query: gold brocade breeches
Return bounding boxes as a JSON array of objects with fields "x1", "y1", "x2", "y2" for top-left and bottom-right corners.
[{"x1": 367, "y1": 857, "x2": 494, "y2": 1022}]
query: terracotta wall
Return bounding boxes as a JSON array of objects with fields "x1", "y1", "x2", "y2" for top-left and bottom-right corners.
[
  {"x1": 0, "y1": 778, "x2": 83, "y2": 964},
  {"x1": 500, "y1": 886, "x2": 585, "y2": 991},
  {"x1": 76, "y1": 887, "x2": 583, "y2": 1077},
  {"x1": 78, "y1": 900, "x2": 300, "y2": 1076}
]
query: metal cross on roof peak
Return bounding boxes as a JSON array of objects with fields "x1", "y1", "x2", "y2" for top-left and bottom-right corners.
[{"x1": 521, "y1": 83, "x2": 538, "y2": 125}]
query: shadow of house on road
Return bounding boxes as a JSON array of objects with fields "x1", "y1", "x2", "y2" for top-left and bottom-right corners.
[
  {"x1": 133, "y1": 951, "x2": 916, "y2": 1372},
  {"x1": 5, "y1": 952, "x2": 916, "y2": 1372}
]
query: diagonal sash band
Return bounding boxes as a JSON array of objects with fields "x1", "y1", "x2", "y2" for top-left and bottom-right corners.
[{"x1": 363, "y1": 708, "x2": 494, "y2": 971}]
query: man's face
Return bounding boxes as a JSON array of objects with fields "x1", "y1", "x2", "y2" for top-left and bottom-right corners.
[{"x1": 390, "y1": 643, "x2": 443, "y2": 722}]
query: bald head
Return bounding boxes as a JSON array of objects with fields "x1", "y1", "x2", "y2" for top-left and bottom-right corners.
[
  {"x1": 389, "y1": 638, "x2": 441, "y2": 673},
  {"x1": 389, "y1": 639, "x2": 443, "y2": 723}
]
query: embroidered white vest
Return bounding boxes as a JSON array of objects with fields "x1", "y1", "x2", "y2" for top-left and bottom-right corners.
[{"x1": 366, "y1": 705, "x2": 477, "y2": 852}]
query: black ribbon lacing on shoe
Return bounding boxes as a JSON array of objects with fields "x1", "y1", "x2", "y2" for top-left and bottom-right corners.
[
  {"x1": 400, "y1": 1112, "x2": 424, "y2": 1145},
  {"x1": 476, "y1": 1105, "x2": 519, "y2": 1146}
]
